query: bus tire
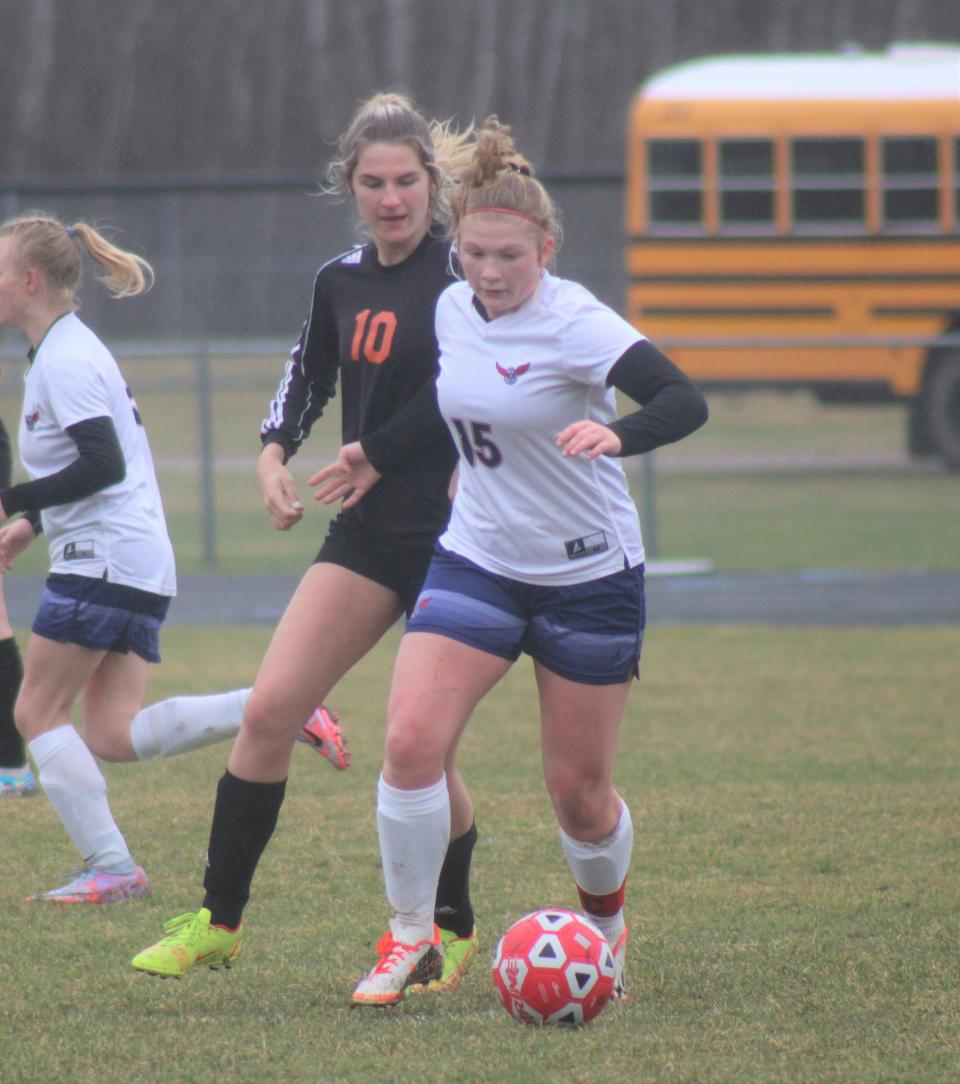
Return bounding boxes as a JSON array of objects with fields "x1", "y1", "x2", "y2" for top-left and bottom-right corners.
[
  {"x1": 922, "y1": 354, "x2": 960, "y2": 470},
  {"x1": 907, "y1": 397, "x2": 938, "y2": 457}
]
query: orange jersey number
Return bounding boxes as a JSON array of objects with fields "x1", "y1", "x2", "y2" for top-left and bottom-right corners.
[{"x1": 351, "y1": 309, "x2": 398, "y2": 365}]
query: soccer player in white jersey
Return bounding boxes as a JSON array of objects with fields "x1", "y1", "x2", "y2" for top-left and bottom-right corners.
[
  {"x1": 351, "y1": 119, "x2": 709, "y2": 1005},
  {"x1": 0, "y1": 212, "x2": 344, "y2": 904}
]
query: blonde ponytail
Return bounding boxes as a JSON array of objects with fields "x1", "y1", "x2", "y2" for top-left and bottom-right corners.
[{"x1": 0, "y1": 211, "x2": 153, "y2": 306}]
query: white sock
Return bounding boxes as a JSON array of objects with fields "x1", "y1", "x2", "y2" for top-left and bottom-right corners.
[
  {"x1": 560, "y1": 801, "x2": 633, "y2": 943},
  {"x1": 29, "y1": 724, "x2": 135, "y2": 874},
  {"x1": 377, "y1": 774, "x2": 450, "y2": 945},
  {"x1": 130, "y1": 688, "x2": 251, "y2": 759}
]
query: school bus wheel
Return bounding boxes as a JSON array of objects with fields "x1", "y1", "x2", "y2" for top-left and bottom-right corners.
[
  {"x1": 920, "y1": 354, "x2": 960, "y2": 471},
  {"x1": 907, "y1": 399, "x2": 939, "y2": 459}
]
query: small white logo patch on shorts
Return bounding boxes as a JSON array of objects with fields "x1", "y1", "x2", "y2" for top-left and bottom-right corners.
[{"x1": 564, "y1": 531, "x2": 609, "y2": 560}]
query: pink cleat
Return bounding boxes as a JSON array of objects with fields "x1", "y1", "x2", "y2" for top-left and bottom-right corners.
[
  {"x1": 297, "y1": 704, "x2": 351, "y2": 770},
  {"x1": 28, "y1": 865, "x2": 150, "y2": 904}
]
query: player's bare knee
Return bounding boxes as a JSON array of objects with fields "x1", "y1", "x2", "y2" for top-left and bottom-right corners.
[
  {"x1": 549, "y1": 775, "x2": 614, "y2": 838},
  {"x1": 13, "y1": 691, "x2": 50, "y2": 741},
  {"x1": 83, "y1": 728, "x2": 127, "y2": 762},
  {"x1": 384, "y1": 719, "x2": 444, "y2": 784}
]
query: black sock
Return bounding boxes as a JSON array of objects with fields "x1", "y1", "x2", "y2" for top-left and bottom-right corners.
[
  {"x1": 0, "y1": 636, "x2": 25, "y2": 768},
  {"x1": 434, "y1": 821, "x2": 478, "y2": 938},
  {"x1": 202, "y1": 770, "x2": 286, "y2": 929}
]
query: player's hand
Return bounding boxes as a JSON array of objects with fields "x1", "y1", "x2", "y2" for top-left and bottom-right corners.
[
  {"x1": 555, "y1": 420, "x2": 622, "y2": 460},
  {"x1": 0, "y1": 518, "x2": 37, "y2": 571},
  {"x1": 310, "y1": 442, "x2": 382, "y2": 510},
  {"x1": 257, "y1": 443, "x2": 304, "y2": 531}
]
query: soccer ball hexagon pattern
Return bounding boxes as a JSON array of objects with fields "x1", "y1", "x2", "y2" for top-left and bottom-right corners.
[{"x1": 491, "y1": 908, "x2": 616, "y2": 1026}]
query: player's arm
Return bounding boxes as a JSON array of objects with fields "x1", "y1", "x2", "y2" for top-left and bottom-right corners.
[
  {"x1": 258, "y1": 353, "x2": 322, "y2": 531},
  {"x1": 604, "y1": 340, "x2": 709, "y2": 455},
  {"x1": 309, "y1": 440, "x2": 380, "y2": 509},
  {"x1": 558, "y1": 341, "x2": 708, "y2": 460},
  {"x1": 0, "y1": 416, "x2": 125, "y2": 522},
  {"x1": 258, "y1": 287, "x2": 340, "y2": 529},
  {"x1": 359, "y1": 375, "x2": 452, "y2": 475},
  {"x1": 315, "y1": 377, "x2": 454, "y2": 509},
  {"x1": 0, "y1": 516, "x2": 40, "y2": 569},
  {"x1": 260, "y1": 276, "x2": 340, "y2": 464},
  {"x1": 259, "y1": 348, "x2": 337, "y2": 464}
]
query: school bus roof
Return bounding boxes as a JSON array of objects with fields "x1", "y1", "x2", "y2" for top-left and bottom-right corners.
[{"x1": 638, "y1": 44, "x2": 960, "y2": 102}]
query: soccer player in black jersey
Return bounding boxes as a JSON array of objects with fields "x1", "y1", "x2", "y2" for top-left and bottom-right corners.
[{"x1": 133, "y1": 93, "x2": 480, "y2": 991}]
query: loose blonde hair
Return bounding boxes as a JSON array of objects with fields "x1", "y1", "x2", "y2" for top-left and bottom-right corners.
[
  {"x1": 325, "y1": 91, "x2": 471, "y2": 227},
  {"x1": 448, "y1": 117, "x2": 562, "y2": 256},
  {"x1": 0, "y1": 211, "x2": 154, "y2": 306}
]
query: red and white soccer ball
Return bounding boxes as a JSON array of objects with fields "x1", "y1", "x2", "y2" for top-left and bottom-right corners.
[{"x1": 491, "y1": 908, "x2": 616, "y2": 1026}]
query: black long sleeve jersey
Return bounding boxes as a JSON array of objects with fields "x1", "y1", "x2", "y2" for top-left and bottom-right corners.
[{"x1": 261, "y1": 232, "x2": 458, "y2": 549}]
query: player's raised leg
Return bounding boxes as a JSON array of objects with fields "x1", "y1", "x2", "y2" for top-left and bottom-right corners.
[{"x1": 134, "y1": 564, "x2": 399, "y2": 977}]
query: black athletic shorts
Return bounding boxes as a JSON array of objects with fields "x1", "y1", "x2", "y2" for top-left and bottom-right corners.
[{"x1": 314, "y1": 513, "x2": 436, "y2": 618}]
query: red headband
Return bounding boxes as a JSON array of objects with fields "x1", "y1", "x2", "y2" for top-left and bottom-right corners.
[{"x1": 463, "y1": 207, "x2": 545, "y2": 229}]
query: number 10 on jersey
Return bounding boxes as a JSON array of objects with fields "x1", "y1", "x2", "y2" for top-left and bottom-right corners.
[{"x1": 351, "y1": 309, "x2": 397, "y2": 365}]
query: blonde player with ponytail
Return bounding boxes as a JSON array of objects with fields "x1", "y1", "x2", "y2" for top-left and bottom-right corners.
[
  {"x1": 0, "y1": 213, "x2": 342, "y2": 903},
  {"x1": 0, "y1": 212, "x2": 169, "y2": 902},
  {"x1": 352, "y1": 120, "x2": 709, "y2": 1006}
]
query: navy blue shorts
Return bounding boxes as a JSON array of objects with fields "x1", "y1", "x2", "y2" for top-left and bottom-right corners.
[
  {"x1": 32, "y1": 574, "x2": 171, "y2": 664},
  {"x1": 315, "y1": 514, "x2": 435, "y2": 618},
  {"x1": 406, "y1": 548, "x2": 646, "y2": 686}
]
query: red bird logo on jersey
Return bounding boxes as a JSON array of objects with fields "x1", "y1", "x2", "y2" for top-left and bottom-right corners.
[
  {"x1": 496, "y1": 362, "x2": 530, "y2": 386},
  {"x1": 24, "y1": 410, "x2": 40, "y2": 431}
]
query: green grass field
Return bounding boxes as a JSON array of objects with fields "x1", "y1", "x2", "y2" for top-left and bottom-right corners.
[
  {"x1": 2, "y1": 354, "x2": 958, "y2": 1079},
  {"x1": 2, "y1": 624, "x2": 959, "y2": 1083}
]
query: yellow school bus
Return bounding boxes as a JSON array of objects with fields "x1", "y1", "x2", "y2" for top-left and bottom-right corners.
[{"x1": 625, "y1": 43, "x2": 960, "y2": 465}]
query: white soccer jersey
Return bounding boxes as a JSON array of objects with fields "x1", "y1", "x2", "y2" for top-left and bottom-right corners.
[
  {"x1": 436, "y1": 273, "x2": 645, "y2": 586},
  {"x1": 17, "y1": 313, "x2": 176, "y2": 595}
]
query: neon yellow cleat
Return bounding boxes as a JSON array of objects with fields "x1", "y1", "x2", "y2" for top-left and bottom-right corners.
[
  {"x1": 408, "y1": 926, "x2": 478, "y2": 993},
  {"x1": 132, "y1": 907, "x2": 242, "y2": 978}
]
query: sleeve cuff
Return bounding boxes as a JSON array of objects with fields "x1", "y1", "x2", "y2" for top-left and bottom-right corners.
[{"x1": 261, "y1": 431, "x2": 298, "y2": 465}]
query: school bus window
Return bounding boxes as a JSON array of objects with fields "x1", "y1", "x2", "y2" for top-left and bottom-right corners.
[
  {"x1": 646, "y1": 139, "x2": 703, "y2": 230},
  {"x1": 718, "y1": 140, "x2": 775, "y2": 231},
  {"x1": 791, "y1": 138, "x2": 866, "y2": 229},
  {"x1": 882, "y1": 137, "x2": 939, "y2": 230}
]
